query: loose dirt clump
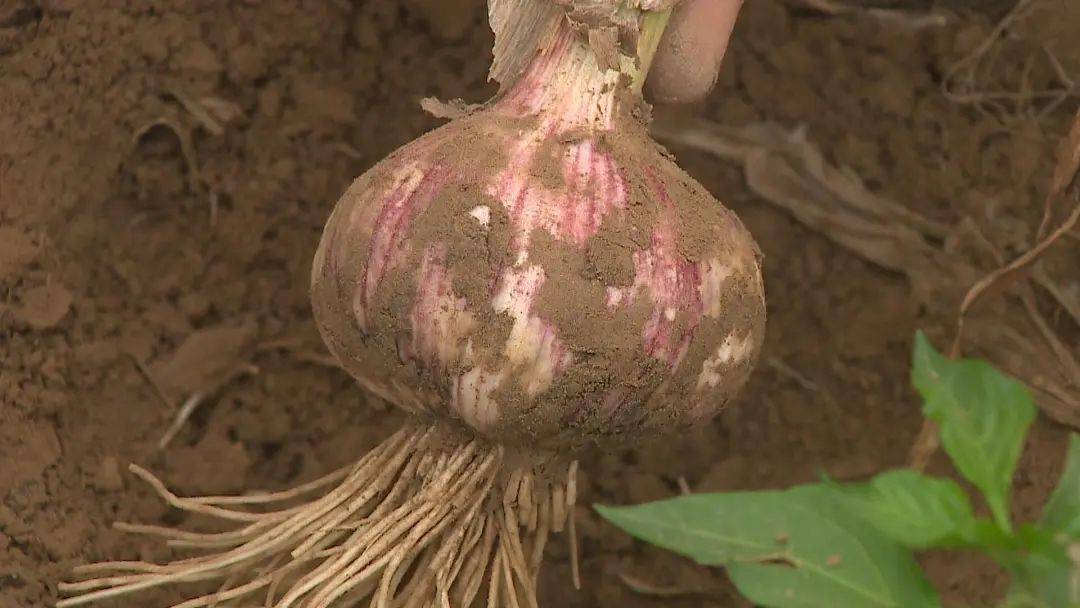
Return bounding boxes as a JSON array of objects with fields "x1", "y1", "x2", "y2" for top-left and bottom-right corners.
[{"x1": 1, "y1": 1, "x2": 1076, "y2": 607}]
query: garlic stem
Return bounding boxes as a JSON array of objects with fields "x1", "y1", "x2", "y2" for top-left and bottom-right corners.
[{"x1": 631, "y1": 8, "x2": 673, "y2": 94}]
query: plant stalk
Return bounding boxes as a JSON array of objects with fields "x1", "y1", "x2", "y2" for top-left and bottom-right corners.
[{"x1": 631, "y1": 8, "x2": 674, "y2": 94}]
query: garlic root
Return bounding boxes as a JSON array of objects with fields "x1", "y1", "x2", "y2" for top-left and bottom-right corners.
[{"x1": 58, "y1": 425, "x2": 577, "y2": 608}]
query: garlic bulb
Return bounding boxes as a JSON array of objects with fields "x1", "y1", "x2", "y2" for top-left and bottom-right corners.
[{"x1": 311, "y1": 9, "x2": 765, "y2": 450}]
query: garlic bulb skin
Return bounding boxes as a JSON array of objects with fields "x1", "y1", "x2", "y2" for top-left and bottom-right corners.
[{"x1": 311, "y1": 20, "x2": 765, "y2": 450}]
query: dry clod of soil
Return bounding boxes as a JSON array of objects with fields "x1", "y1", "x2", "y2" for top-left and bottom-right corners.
[
  {"x1": 14, "y1": 282, "x2": 72, "y2": 329},
  {"x1": 0, "y1": 226, "x2": 36, "y2": 279}
]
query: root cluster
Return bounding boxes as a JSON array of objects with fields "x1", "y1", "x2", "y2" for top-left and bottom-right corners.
[{"x1": 59, "y1": 425, "x2": 578, "y2": 608}]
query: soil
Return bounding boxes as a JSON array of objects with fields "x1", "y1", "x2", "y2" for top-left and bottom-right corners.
[{"x1": 0, "y1": 1, "x2": 1076, "y2": 607}]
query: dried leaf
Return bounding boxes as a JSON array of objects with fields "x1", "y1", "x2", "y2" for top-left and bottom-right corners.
[{"x1": 488, "y1": 0, "x2": 563, "y2": 88}]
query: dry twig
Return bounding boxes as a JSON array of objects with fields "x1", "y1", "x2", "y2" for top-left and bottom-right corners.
[
  {"x1": 158, "y1": 362, "x2": 259, "y2": 449},
  {"x1": 256, "y1": 336, "x2": 343, "y2": 369},
  {"x1": 129, "y1": 354, "x2": 175, "y2": 411},
  {"x1": 952, "y1": 200, "x2": 1080, "y2": 356},
  {"x1": 617, "y1": 572, "x2": 723, "y2": 599},
  {"x1": 941, "y1": 0, "x2": 1078, "y2": 121},
  {"x1": 782, "y1": 0, "x2": 949, "y2": 29},
  {"x1": 1039, "y1": 111, "x2": 1080, "y2": 239},
  {"x1": 132, "y1": 117, "x2": 201, "y2": 197},
  {"x1": 167, "y1": 86, "x2": 243, "y2": 137}
]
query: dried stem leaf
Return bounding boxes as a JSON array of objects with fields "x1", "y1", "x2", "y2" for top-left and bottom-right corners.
[
  {"x1": 488, "y1": 0, "x2": 564, "y2": 89},
  {"x1": 488, "y1": 0, "x2": 671, "y2": 93}
]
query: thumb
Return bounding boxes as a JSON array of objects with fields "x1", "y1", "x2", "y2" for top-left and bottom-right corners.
[{"x1": 646, "y1": 0, "x2": 744, "y2": 104}]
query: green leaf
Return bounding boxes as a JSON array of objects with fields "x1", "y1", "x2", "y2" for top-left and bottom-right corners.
[
  {"x1": 1042, "y1": 433, "x2": 1080, "y2": 539},
  {"x1": 1000, "y1": 533, "x2": 1077, "y2": 608},
  {"x1": 832, "y1": 469, "x2": 978, "y2": 549},
  {"x1": 911, "y1": 331, "x2": 1037, "y2": 531},
  {"x1": 971, "y1": 519, "x2": 1017, "y2": 550},
  {"x1": 596, "y1": 486, "x2": 940, "y2": 608}
]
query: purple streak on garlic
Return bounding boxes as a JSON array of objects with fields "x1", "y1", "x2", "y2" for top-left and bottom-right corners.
[
  {"x1": 496, "y1": 28, "x2": 619, "y2": 132},
  {"x1": 605, "y1": 170, "x2": 704, "y2": 370},
  {"x1": 353, "y1": 162, "x2": 450, "y2": 332},
  {"x1": 409, "y1": 244, "x2": 475, "y2": 369},
  {"x1": 442, "y1": 25, "x2": 629, "y2": 423},
  {"x1": 491, "y1": 138, "x2": 627, "y2": 256},
  {"x1": 488, "y1": 29, "x2": 627, "y2": 257}
]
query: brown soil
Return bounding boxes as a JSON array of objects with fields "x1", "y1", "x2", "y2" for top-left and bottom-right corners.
[{"x1": 1, "y1": 1, "x2": 1076, "y2": 607}]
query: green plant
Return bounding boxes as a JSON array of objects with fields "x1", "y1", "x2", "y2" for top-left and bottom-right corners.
[{"x1": 597, "y1": 331, "x2": 1080, "y2": 607}]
